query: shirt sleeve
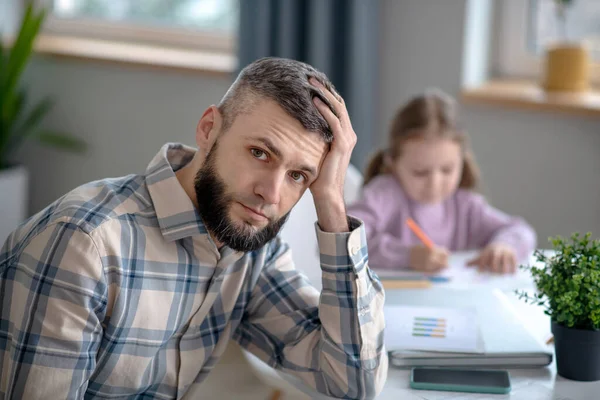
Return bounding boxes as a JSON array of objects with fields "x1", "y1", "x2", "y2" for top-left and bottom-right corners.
[
  {"x1": 234, "y1": 217, "x2": 388, "y2": 400},
  {"x1": 0, "y1": 222, "x2": 107, "y2": 399},
  {"x1": 467, "y1": 195, "x2": 538, "y2": 260}
]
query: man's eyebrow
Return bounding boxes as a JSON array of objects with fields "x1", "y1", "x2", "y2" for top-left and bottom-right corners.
[
  {"x1": 254, "y1": 137, "x2": 317, "y2": 177},
  {"x1": 298, "y1": 164, "x2": 317, "y2": 177},
  {"x1": 256, "y1": 137, "x2": 282, "y2": 158}
]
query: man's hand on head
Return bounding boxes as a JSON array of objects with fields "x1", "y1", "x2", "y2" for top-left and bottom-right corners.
[{"x1": 309, "y1": 78, "x2": 356, "y2": 233}]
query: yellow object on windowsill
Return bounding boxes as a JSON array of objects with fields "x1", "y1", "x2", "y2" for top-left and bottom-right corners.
[{"x1": 542, "y1": 42, "x2": 591, "y2": 93}]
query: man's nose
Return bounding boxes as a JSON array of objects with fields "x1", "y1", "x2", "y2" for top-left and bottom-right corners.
[{"x1": 254, "y1": 172, "x2": 284, "y2": 205}]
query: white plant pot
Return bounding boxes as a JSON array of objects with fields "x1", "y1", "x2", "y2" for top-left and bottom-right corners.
[{"x1": 0, "y1": 165, "x2": 28, "y2": 246}]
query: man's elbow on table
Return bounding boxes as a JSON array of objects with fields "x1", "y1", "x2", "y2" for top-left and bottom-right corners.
[
  {"x1": 329, "y1": 347, "x2": 389, "y2": 399},
  {"x1": 363, "y1": 350, "x2": 389, "y2": 399}
]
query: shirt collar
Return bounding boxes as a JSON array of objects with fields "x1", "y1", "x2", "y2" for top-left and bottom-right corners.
[{"x1": 145, "y1": 142, "x2": 208, "y2": 242}]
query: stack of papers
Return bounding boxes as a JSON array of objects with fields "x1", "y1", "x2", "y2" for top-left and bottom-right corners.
[{"x1": 383, "y1": 287, "x2": 554, "y2": 368}]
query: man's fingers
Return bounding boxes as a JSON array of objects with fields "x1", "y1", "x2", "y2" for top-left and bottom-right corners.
[
  {"x1": 313, "y1": 97, "x2": 342, "y2": 132},
  {"x1": 310, "y1": 77, "x2": 343, "y2": 108},
  {"x1": 310, "y1": 79, "x2": 341, "y2": 118},
  {"x1": 310, "y1": 78, "x2": 353, "y2": 130}
]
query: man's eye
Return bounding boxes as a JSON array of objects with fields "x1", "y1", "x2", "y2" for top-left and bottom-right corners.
[
  {"x1": 251, "y1": 149, "x2": 267, "y2": 160},
  {"x1": 412, "y1": 170, "x2": 429, "y2": 177},
  {"x1": 290, "y1": 171, "x2": 305, "y2": 183}
]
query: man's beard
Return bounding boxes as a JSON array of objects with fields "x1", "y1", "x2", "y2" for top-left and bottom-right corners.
[{"x1": 194, "y1": 147, "x2": 289, "y2": 252}]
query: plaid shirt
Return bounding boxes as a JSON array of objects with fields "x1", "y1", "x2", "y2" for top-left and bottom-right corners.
[{"x1": 0, "y1": 143, "x2": 387, "y2": 399}]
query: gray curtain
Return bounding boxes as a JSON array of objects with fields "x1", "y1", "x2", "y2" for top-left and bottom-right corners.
[{"x1": 237, "y1": 0, "x2": 379, "y2": 171}]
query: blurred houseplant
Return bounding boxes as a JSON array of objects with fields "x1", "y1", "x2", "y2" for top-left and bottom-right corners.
[
  {"x1": 1, "y1": 3, "x2": 86, "y2": 244},
  {"x1": 542, "y1": 0, "x2": 591, "y2": 92},
  {"x1": 518, "y1": 232, "x2": 600, "y2": 381}
]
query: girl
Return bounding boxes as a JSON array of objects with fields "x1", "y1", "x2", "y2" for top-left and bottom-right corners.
[{"x1": 348, "y1": 89, "x2": 536, "y2": 274}]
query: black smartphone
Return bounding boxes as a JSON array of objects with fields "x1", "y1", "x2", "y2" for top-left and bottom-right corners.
[{"x1": 410, "y1": 367, "x2": 511, "y2": 394}]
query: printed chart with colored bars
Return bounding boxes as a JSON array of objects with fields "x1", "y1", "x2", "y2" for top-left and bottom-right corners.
[
  {"x1": 412, "y1": 316, "x2": 447, "y2": 338},
  {"x1": 384, "y1": 305, "x2": 483, "y2": 353}
]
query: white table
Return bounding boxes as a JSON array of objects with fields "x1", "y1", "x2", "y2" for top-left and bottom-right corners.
[
  {"x1": 278, "y1": 251, "x2": 600, "y2": 399},
  {"x1": 377, "y1": 290, "x2": 600, "y2": 400},
  {"x1": 277, "y1": 289, "x2": 599, "y2": 400}
]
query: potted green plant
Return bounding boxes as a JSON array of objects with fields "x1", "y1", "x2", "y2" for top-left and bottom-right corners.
[
  {"x1": 1, "y1": 2, "x2": 85, "y2": 244},
  {"x1": 518, "y1": 232, "x2": 600, "y2": 381},
  {"x1": 542, "y1": 0, "x2": 591, "y2": 92}
]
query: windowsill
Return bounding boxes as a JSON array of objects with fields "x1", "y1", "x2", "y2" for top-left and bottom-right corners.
[
  {"x1": 31, "y1": 34, "x2": 236, "y2": 76},
  {"x1": 461, "y1": 80, "x2": 600, "y2": 117}
]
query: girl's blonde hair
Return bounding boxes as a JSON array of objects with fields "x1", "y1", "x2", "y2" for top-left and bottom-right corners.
[{"x1": 364, "y1": 89, "x2": 480, "y2": 188}]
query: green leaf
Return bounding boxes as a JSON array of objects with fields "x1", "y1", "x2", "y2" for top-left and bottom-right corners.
[
  {"x1": 1, "y1": 96, "x2": 53, "y2": 161},
  {"x1": 3, "y1": 4, "x2": 46, "y2": 106},
  {"x1": 37, "y1": 131, "x2": 87, "y2": 153},
  {"x1": 0, "y1": 89, "x2": 26, "y2": 152},
  {"x1": 522, "y1": 232, "x2": 600, "y2": 330},
  {"x1": 0, "y1": 35, "x2": 5, "y2": 74},
  {"x1": 0, "y1": 2, "x2": 87, "y2": 165}
]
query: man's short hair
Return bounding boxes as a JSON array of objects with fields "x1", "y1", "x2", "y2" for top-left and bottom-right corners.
[{"x1": 218, "y1": 57, "x2": 337, "y2": 142}]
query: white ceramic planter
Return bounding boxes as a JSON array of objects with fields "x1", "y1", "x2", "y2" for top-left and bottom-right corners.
[{"x1": 0, "y1": 164, "x2": 28, "y2": 246}]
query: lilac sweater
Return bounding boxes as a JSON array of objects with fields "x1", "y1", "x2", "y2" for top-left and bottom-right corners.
[{"x1": 347, "y1": 174, "x2": 537, "y2": 270}]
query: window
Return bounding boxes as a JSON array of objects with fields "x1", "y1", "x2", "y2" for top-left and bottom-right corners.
[
  {"x1": 497, "y1": 0, "x2": 600, "y2": 83},
  {"x1": 42, "y1": 0, "x2": 238, "y2": 54},
  {"x1": 530, "y1": 0, "x2": 600, "y2": 59}
]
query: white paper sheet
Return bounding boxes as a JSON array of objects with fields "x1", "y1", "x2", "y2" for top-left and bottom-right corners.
[
  {"x1": 384, "y1": 305, "x2": 484, "y2": 353},
  {"x1": 374, "y1": 250, "x2": 550, "y2": 291}
]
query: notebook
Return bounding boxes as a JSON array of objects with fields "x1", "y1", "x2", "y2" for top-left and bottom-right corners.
[{"x1": 384, "y1": 287, "x2": 553, "y2": 369}]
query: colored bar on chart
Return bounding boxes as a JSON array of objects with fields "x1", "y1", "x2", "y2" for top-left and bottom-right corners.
[
  {"x1": 412, "y1": 315, "x2": 447, "y2": 338},
  {"x1": 414, "y1": 322, "x2": 446, "y2": 328},
  {"x1": 414, "y1": 317, "x2": 446, "y2": 323},
  {"x1": 412, "y1": 332, "x2": 446, "y2": 338},
  {"x1": 413, "y1": 327, "x2": 445, "y2": 333}
]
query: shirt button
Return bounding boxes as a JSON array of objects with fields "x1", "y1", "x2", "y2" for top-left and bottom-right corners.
[{"x1": 350, "y1": 245, "x2": 360, "y2": 256}]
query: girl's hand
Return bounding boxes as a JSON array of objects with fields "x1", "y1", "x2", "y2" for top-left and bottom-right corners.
[
  {"x1": 409, "y1": 245, "x2": 449, "y2": 272},
  {"x1": 467, "y1": 243, "x2": 517, "y2": 274}
]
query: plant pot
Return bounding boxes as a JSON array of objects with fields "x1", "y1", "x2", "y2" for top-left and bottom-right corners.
[
  {"x1": 0, "y1": 164, "x2": 28, "y2": 246},
  {"x1": 551, "y1": 320, "x2": 600, "y2": 381},
  {"x1": 542, "y1": 42, "x2": 591, "y2": 93}
]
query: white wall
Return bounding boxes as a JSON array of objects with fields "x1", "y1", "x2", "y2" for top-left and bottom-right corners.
[
  {"x1": 379, "y1": 0, "x2": 600, "y2": 243},
  {"x1": 18, "y1": 59, "x2": 232, "y2": 214}
]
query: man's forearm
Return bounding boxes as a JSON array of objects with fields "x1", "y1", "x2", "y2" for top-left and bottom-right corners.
[
  {"x1": 314, "y1": 195, "x2": 349, "y2": 233},
  {"x1": 315, "y1": 218, "x2": 388, "y2": 398}
]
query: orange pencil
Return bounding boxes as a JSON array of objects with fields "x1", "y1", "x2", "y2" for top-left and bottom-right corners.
[{"x1": 406, "y1": 218, "x2": 435, "y2": 249}]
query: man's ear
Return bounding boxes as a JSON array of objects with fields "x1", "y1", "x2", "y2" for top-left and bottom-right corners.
[{"x1": 196, "y1": 105, "x2": 223, "y2": 150}]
